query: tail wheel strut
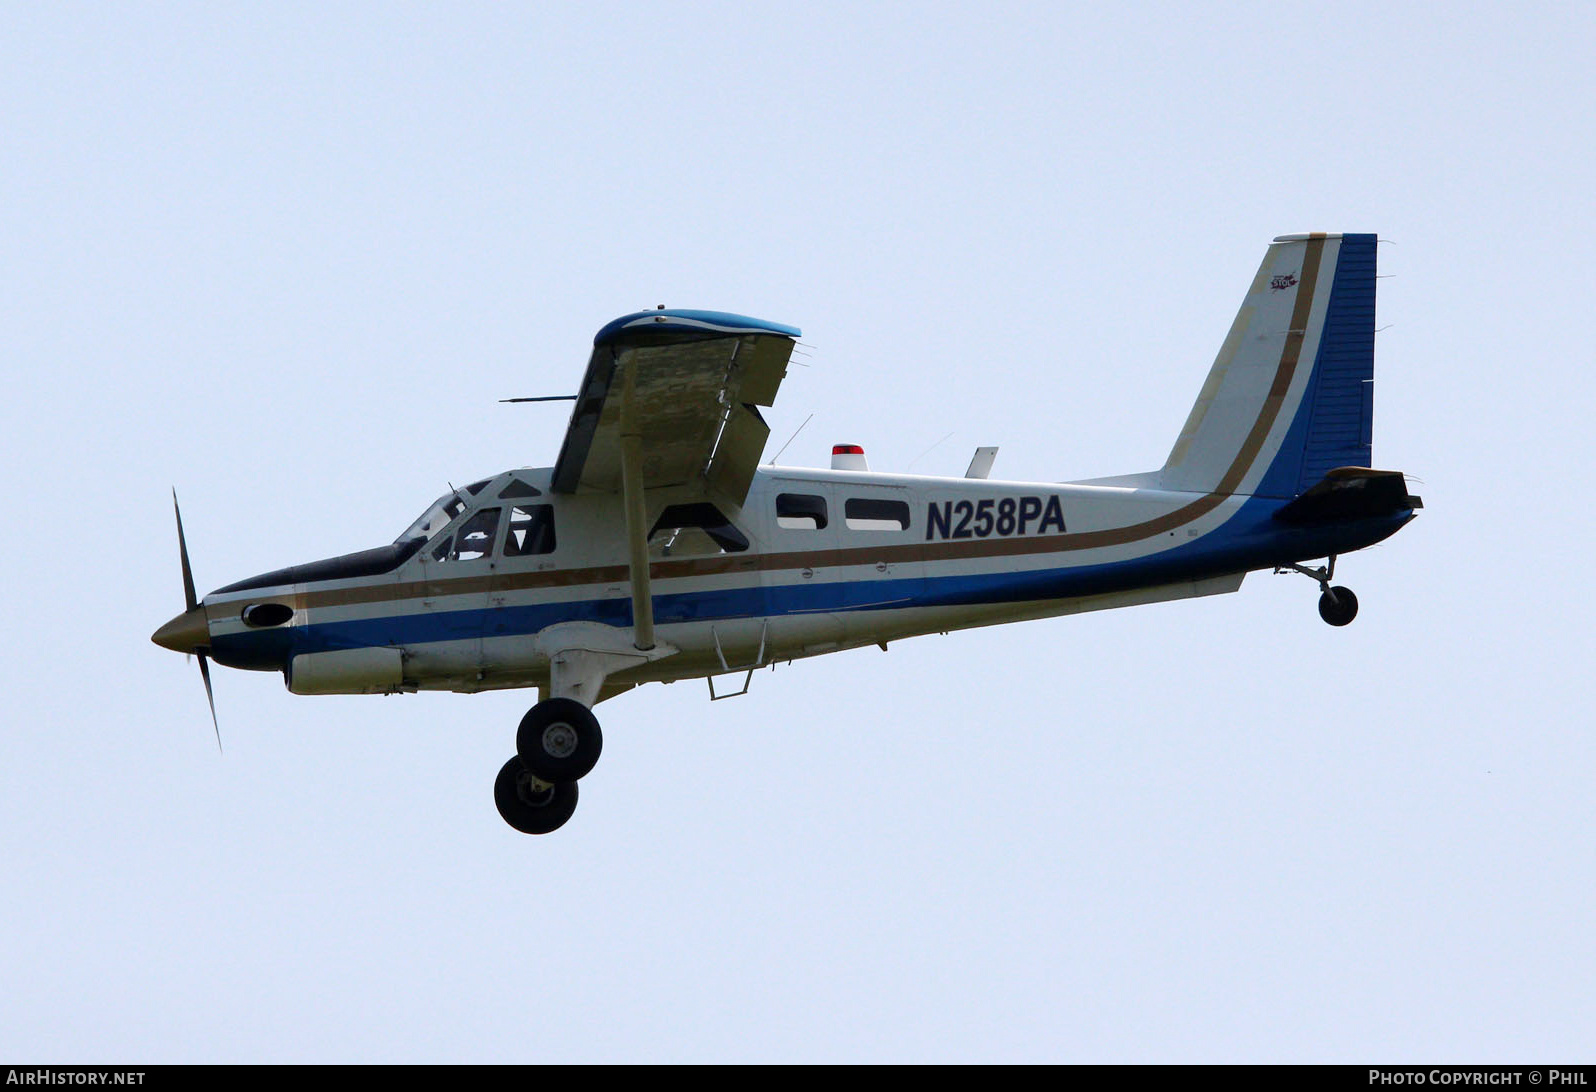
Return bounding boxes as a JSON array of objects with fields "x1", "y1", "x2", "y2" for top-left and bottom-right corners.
[{"x1": 1276, "y1": 554, "x2": 1359, "y2": 627}]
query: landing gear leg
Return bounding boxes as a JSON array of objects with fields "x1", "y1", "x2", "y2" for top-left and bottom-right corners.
[
  {"x1": 491, "y1": 627, "x2": 677, "y2": 834},
  {"x1": 1277, "y1": 554, "x2": 1359, "y2": 627}
]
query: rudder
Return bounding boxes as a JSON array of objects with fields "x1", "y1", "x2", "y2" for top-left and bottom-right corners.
[{"x1": 1285, "y1": 233, "x2": 1376, "y2": 493}]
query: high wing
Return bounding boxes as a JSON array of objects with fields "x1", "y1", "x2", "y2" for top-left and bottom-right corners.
[{"x1": 551, "y1": 309, "x2": 801, "y2": 506}]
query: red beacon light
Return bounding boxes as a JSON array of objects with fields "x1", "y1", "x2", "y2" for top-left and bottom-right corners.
[{"x1": 831, "y1": 444, "x2": 869, "y2": 471}]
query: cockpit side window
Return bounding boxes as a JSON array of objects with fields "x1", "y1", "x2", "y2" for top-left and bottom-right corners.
[
  {"x1": 503, "y1": 505, "x2": 556, "y2": 556},
  {"x1": 432, "y1": 506, "x2": 501, "y2": 562}
]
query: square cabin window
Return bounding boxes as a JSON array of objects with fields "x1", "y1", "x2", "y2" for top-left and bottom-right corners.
[
  {"x1": 844, "y1": 497, "x2": 911, "y2": 531},
  {"x1": 776, "y1": 493, "x2": 828, "y2": 531}
]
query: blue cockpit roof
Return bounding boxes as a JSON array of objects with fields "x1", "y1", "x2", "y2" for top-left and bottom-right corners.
[{"x1": 593, "y1": 309, "x2": 801, "y2": 346}]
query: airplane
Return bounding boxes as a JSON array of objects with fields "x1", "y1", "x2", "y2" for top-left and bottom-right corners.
[{"x1": 152, "y1": 232, "x2": 1422, "y2": 835}]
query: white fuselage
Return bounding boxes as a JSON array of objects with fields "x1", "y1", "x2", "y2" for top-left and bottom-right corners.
[{"x1": 199, "y1": 462, "x2": 1332, "y2": 697}]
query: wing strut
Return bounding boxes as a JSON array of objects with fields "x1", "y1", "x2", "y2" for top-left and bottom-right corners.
[{"x1": 618, "y1": 356, "x2": 656, "y2": 651}]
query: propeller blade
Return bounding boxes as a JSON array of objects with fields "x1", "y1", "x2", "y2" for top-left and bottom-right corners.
[
  {"x1": 198, "y1": 652, "x2": 222, "y2": 754},
  {"x1": 171, "y1": 489, "x2": 219, "y2": 752},
  {"x1": 172, "y1": 489, "x2": 197, "y2": 613}
]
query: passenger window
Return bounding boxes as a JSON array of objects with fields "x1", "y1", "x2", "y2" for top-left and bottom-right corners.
[
  {"x1": 649, "y1": 503, "x2": 749, "y2": 557},
  {"x1": 434, "y1": 507, "x2": 501, "y2": 562},
  {"x1": 845, "y1": 497, "x2": 911, "y2": 531},
  {"x1": 504, "y1": 505, "x2": 556, "y2": 556},
  {"x1": 777, "y1": 493, "x2": 828, "y2": 531}
]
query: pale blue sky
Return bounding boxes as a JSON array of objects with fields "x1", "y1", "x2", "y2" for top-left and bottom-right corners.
[{"x1": 3, "y1": 2, "x2": 1593, "y2": 1061}]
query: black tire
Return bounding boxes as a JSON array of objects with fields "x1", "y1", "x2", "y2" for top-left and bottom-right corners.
[
  {"x1": 1318, "y1": 585, "x2": 1359, "y2": 627},
  {"x1": 516, "y1": 697, "x2": 603, "y2": 783},
  {"x1": 494, "y1": 756, "x2": 579, "y2": 835}
]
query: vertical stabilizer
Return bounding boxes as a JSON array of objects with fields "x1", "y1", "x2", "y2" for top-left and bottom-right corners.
[{"x1": 1159, "y1": 233, "x2": 1378, "y2": 499}]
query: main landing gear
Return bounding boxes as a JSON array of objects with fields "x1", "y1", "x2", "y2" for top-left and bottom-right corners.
[
  {"x1": 494, "y1": 697, "x2": 604, "y2": 835},
  {"x1": 1277, "y1": 555, "x2": 1360, "y2": 627}
]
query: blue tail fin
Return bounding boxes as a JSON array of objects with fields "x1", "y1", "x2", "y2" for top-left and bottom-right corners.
[{"x1": 1160, "y1": 233, "x2": 1380, "y2": 500}]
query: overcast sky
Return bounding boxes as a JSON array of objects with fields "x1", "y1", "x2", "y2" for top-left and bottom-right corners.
[{"x1": 3, "y1": 2, "x2": 1593, "y2": 1062}]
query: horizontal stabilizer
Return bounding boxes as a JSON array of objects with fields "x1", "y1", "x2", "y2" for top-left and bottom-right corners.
[{"x1": 1273, "y1": 467, "x2": 1421, "y2": 525}]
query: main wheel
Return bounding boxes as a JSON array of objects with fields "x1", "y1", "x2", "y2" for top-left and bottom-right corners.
[
  {"x1": 516, "y1": 697, "x2": 603, "y2": 782},
  {"x1": 1318, "y1": 585, "x2": 1359, "y2": 627},
  {"x1": 494, "y1": 756, "x2": 579, "y2": 835}
]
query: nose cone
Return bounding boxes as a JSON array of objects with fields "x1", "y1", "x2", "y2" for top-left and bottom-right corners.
[{"x1": 152, "y1": 606, "x2": 209, "y2": 654}]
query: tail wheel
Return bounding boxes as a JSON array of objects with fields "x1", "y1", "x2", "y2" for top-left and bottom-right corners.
[
  {"x1": 516, "y1": 697, "x2": 603, "y2": 782},
  {"x1": 1318, "y1": 585, "x2": 1359, "y2": 627},
  {"x1": 494, "y1": 757, "x2": 579, "y2": 835}
]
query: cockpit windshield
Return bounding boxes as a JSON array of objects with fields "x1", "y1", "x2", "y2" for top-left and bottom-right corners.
[
  {"x1": 395, "y1": 492, "x2": 466, "y2": 545},
  {"x1": 394, "y1": 479, "x2": 492, "y2": 545}
]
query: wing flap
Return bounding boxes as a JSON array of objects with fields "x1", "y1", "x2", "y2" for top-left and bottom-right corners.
[{"x1": 704, "y1": 403, "x2": 771, "y2": 503}]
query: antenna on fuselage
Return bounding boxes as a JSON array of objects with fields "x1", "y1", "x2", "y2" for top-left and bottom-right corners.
[
  {"x1": 906, "y1": 431, "x2": 955, "y2": 473},
  {"x1": 770, "y1": 413, "x2": 813, "y2": 466}
]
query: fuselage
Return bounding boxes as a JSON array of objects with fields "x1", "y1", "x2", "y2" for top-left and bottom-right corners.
[{"x1": 174, "y1": 463, "x2": 1414, "y2": 697}]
